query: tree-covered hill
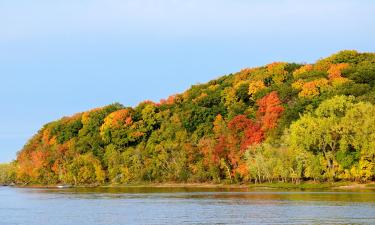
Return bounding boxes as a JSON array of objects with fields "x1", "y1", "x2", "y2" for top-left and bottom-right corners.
[{"x1": 13, "y1": 50, "x2": 375, "y2": 185}]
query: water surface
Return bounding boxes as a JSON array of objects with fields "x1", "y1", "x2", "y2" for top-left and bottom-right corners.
[{"x1": 1, "y1": 186, "x2": 375, "y2": 224}]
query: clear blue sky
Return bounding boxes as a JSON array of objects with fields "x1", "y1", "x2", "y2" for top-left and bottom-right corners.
[{"x1": 1, "y1": 0, "x2": 374, "y2": 163}]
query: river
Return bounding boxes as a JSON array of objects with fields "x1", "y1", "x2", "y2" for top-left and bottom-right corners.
[{"x1": 1, "y1": 186, "x2": 375, "y2": 224}]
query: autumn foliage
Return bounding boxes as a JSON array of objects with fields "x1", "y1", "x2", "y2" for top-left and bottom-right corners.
[
  {"x1": 257, "y1": 91, "x2": 285, "y2": 131},
  {"x1": 198, "y1": 91, "x2": 284, "y2": 180},
  {"x1": 13, "y1": 50, "x2": 375, "y2": 185}
]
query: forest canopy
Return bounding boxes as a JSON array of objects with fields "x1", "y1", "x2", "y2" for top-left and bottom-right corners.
[{"x1": 12, "y1": 50, "x2": 375, "y2": 185}]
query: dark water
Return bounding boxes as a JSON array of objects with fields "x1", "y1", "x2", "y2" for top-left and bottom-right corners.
[{"x1": 1, "y1": 186, "x2": 375, "y2": 225}]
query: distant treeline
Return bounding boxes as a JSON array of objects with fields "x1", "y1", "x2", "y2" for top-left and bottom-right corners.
[{"x1": 9, "y1": 50, "x2": 375, "y2": 185}]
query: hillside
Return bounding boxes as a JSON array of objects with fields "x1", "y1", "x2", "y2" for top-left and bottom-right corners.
[{"x1": 13, "y1": 50, "x2": 375, "y2": 185}]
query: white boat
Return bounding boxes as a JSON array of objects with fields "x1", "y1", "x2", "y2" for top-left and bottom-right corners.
[{"x1": 56, "y1": 184, "x2": 72, "y2": 189}]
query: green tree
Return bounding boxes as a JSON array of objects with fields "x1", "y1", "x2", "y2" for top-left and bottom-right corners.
[
  {"x1": 289, "y1": 96, "x2": 375, "y2": 181},
  {"x1": 67, "y1": 153, "x2": 105, "y2": 185}
]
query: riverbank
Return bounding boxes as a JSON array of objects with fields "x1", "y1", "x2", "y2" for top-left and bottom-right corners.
[
  {"x1": 108, "y1": 181, "x2": 375, "y2": 190},
  {"x1": 14, "y1": 181, "x2": 375, "y2": 190}
]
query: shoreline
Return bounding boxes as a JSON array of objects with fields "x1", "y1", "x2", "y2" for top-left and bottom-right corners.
[{"x1": 12, "y1": 181, "x2": 375, "y2": 190}]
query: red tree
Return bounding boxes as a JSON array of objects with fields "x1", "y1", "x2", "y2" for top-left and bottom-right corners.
[{"x1": 257, "y1": 91, "x2": 284, "y2": 131}]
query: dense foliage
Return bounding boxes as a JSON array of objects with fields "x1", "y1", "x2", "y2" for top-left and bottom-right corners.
[
  {"x1": 0, "y1": 163, "x2": 16, "y2": 185},
  {"x1": 13, "y1": 50, "x2": 375, "y2": 185}
]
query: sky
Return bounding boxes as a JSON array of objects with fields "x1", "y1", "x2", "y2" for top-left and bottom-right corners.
[{"x1": 1, "y1": 0, "x2": 375, "y2": 163}]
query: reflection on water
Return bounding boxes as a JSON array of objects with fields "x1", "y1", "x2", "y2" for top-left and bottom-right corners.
[{"x1": 1, "y1": 186, "x2": 375, "y2": 225}]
